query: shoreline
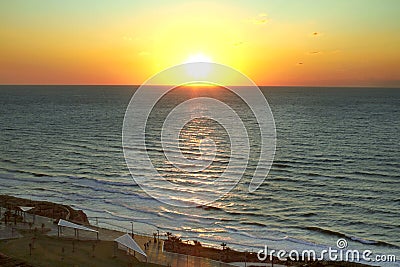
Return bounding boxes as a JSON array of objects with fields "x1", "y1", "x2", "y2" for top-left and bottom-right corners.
[{"x1": 0, "y1": 194, "x2": 377, "y2": 267}]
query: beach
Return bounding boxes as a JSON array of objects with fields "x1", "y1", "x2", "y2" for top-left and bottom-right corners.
[
  {"x1": 0, "y1": 195, "x2": 243, "y2": 267},
  {"x1": 0, "y1": 195, "x2": 376, "y2": 267}
]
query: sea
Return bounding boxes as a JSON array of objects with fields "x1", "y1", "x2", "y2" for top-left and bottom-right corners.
[{"x1": 0, "y1": 85, "x2": 399, "y2": 266}]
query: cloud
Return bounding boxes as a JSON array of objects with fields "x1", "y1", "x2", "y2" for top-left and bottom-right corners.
[
  {"x1": 307, "y1": 50, "x2": 341, "y2": 55},
  {"x1": 308, "y1": 51, "x2": 322, "y2": 55},
  {"x1": 250, "y1": 14, "x2": 269, "y2": 25},
  {"x1": 311, "y1": 32, "x2": 324, "y2": 37}
]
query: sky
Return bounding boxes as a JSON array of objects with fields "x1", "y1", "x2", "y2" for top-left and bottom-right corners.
[{"x1": 0, "y1": 0, "x2": 399, "y2": 87}]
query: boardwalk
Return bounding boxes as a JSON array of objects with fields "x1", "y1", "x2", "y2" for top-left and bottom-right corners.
[{"x1": 0, "y1": 209, "x2": 279, "y2": 267}]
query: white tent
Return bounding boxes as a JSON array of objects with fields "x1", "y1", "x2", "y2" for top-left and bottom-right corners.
[
  {"x1": 115, "y1": 233, "x2": 147, "y2": 258},
  {"x1": 18, "y1": 206, "x2": 34, "y2": 212},
  {"x1": 17, "y1": 206, "x2": 35, "y2": 222},
  {"x1": 57, "y1": 219, "x2": 98, "y2": 240}
]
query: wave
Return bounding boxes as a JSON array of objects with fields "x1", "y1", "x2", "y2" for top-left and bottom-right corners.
[
  {"x1": 32, "y1": 172, "x2": 48, "y2": 177},
  {"x1": 297, "y1": 212, "x2": 318, "y2": 218},
  {"x1": 0, "y1": 158, "x2": 19, "y2": 164},
  {"x1": 196, "y1": 205, "x2": 222, "y2": 211},
  {"x1": 272, "y1": 163, "x2": 291, "y2": 168},
  {"x1": 0, "y1": 168, "x2": 56, "y2": 180},
  {"x1": 305, "y1": 226, "x2": 400, "y2": 248},
  {"x1": 224, "y1": 210, "x2": 264, "y2": 218},
  {"x1": 240, "y1": 221, "x2": 266, "y2": 227},
  {"x1": 103, "y1": 209, "x2": 152, "y2": 223},
  {"x1": 352, "y1": 170, "x2": 400, "y2": 179},
  {"x1": 0, "y1": 169, "x2": 137, "y2": 189},
  {"x1": 306, "y1": 226, "x2": 348, "y2": 238},
  {"x1": 283, "y1": 236, "x2": 320, "y2": 247}
]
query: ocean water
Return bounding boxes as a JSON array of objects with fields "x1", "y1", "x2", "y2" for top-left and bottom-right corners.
[{"x1": 0, "y1": 85, "x2": 399, "y2": 265}]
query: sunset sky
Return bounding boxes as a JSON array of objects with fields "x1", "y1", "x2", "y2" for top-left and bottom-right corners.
[{"x1": 1, "y1": 0, "x2": 399, "y2": 87}]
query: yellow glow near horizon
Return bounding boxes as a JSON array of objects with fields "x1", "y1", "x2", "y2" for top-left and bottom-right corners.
[
  {"x1": 184, "y1": 53, "x2": 213, "y2": 63},
  {"x1": 0, "y1": 1, "x2": 399, "y2": 86}
]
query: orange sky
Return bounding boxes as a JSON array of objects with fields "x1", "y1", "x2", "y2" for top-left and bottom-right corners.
[{"x1": 0, "y1": 1, "x2": 399, "y2": 87}]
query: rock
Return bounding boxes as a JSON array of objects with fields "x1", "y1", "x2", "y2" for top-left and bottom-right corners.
[{"x1": 0, "y1": 195, "x2": 89, "y2": 225}]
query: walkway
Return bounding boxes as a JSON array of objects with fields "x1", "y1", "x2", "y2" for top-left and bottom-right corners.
[{"x1": 0, "y1": 209, "x2": 280, "y2": 267}]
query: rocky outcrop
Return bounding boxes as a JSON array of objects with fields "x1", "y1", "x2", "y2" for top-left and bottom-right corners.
[{"x1": 0, "y1": 195, "x2": 89, "y2": 225}]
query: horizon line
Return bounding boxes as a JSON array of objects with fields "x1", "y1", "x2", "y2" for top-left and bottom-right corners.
[{"x1": 0, "y1": 84, "x2": 399, "y2": 89}]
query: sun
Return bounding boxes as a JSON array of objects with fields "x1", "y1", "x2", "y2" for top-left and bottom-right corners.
[
  {"x1": 182, "y1": 53, "x2": 214, "y2": 81},
  {"x1": 184, "y1": 53, "x2": 213, "y2": 63}
]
